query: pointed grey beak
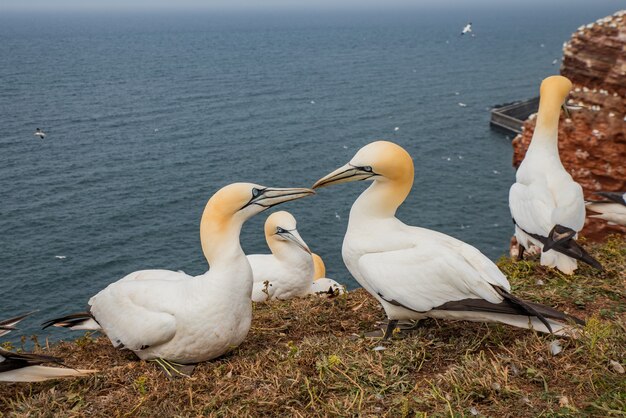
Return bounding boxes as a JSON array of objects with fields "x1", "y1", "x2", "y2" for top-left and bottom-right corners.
[
  {"x1": 277, "y1": 229, "x2": 311, "y2": 254},
  {"x1": 312, "y1": 164, "x2": 376, "y2": 189},
  {"x1": 247, "y1": 187, "x2": 315, "y2": 209}
]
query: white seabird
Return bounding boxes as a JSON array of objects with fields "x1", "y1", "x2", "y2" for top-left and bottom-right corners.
[
  {"x1": 34, "y1": 128, "x2": 46, "y2": 139},
  {"x1": 43, "y1": 183, "x2": 314, "y2": 376},
  {"x1": 0, "y1": 348, "x2": 96, "y2": 382},
  {"x1": 586, "y1": 191, "x2": 626, "y2": 226},
  {"x1": 308, "y1": 253, "x2": 346, "y2": 297},
  {"x1": 0, "y1": 311, "x2": 35, "y2": 337},
  {"x1": 509, "y1": 75, "x2": 601, "y2": 273},
  {"x1": 313, "y1": 140, "x2": 583, "y2": 338},
  {"x1": 461, "y1": 22, "x2": 472, "y2": 36},
  {"x1": 249, "y1": 211, "x2": 315, "y2": 302}
]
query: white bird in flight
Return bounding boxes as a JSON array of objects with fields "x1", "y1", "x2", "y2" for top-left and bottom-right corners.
[
  {"x1": 249, "y1": 211, "x2": 315, "y2": 302},
  {"x1": 509, "y1": 76, "x2": 601, "y2": 273},
  {"x1": 586, "y1": 191, "x2": 626, "y2": 226},
  {"x1": 34, "y1": 128, "x2": 46, "y2": 139},
  {"x1": 461, "y1": 22, "x2": 472, "y2": 36},
  {"x1": 313, "y1": 141, "x2": 583, "y2": 338},
  {"x1": 43, "y1": 183, "x2": 314, "y2": 377}
]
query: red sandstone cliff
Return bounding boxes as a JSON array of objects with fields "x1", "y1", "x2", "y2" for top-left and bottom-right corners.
[{"x1": 512, "y1": 10, "x2": 626, "y2": 240}]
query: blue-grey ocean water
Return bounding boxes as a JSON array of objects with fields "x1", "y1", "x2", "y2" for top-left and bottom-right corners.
[{"x1": 0, "y1": 4, "x2": 619, "y2": 342}]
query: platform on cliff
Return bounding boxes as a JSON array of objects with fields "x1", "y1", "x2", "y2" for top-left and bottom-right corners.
[{"x1": 490, "y1": 97, "x2": 539, "y2": 135}]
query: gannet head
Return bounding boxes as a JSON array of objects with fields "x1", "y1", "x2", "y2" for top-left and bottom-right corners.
[
  {"x1": 540, "y1": 75, "x2": 572, "y2": 103},
  {"x1": 312, "y1": 141, "x2": 413, "y2": 189},
  {"x1": 311, "y1": 253, "x2": 326, "y2": 279},
  {"x1": 264, "y1": 211, "x2": 311, "y2": 254},
  {"x1": 204, "y1": 183, "x2": 315, "y2": 226}
]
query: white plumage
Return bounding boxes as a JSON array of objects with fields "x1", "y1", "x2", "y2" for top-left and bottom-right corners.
[
  {"x1": 249, "y1": 211, "x2": 314, "y2": 302},
  {"x1": 313, "y1": 141, "x2": 582, "y2": 337},
  {"x1": 509, "y1": 76, "x2": 599, "y2": 274},
  {"x1": 44, "y1": 183, "x2": 314, "y2": 367},
  {"x1": 586, "y1": 191, "x2": 626, "y2": 226}
]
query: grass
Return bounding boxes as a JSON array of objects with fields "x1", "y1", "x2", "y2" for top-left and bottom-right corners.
[{"x1": 0, "y1": 236, "x2": 624, "y2": 417}]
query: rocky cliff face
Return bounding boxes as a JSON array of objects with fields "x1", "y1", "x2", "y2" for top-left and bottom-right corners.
[{"x1": 512, "y1": 10, "x2": 626, "y2": 240}]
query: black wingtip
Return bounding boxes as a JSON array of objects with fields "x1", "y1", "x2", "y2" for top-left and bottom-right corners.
[{"x1": 41, "y1": 312, "x2": 94, "y2": 330}]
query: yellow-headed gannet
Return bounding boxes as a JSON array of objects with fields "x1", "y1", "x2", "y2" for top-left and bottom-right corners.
[
  {"x1": 309, "y1": 253, "x2": 346, "y2": 297},
  {"x1": 0, "y1": 311, "x2": 35, "y2": 337},
  {"x1": 34, "y1": 128, "x2": 45, "y2": 139},
  {"x1": 250, "y1": 211, "x2": 314, "y2": 302},
  {"x1": 313, "y1": 141, "x2": 583, "y2": 338},
  {"x1": 586, "y1": 191, "x2": 626, "y2": 226},
  {"x1": 509, "y1": 76, "x2": 602, "y2": 273},
  {"x1": 43, "y1": 183, "x2": 314, "y2": 376}
]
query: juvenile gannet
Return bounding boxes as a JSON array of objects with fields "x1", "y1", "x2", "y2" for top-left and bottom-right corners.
[
  {"x1": 509, "y1": 76, "x2": 602, "y2": 273},
  {"x1": 249, "y1": 211, "x2": 314, "y2": 302},
  {"x1": 43, "y1": 183, "x2": 314, "y2": 376},
  {"x1": 34, "y1": 128, "x2": 46, "y2": 139},
  {"x1": 586, "y1": 191, "x2": 626, "y2": 226},
  {"x1": 0, "y1": 348, "x2": 96, "y2": 382},
  {"x1": 313, "y1": 141, "x2": 583, "y2": 338},
  {"x1": 308, "y1": 253, "x2": 346, "y2": 297},
  {"x1": 0, "y1": 311, "x2": 35, "y2": 337}
]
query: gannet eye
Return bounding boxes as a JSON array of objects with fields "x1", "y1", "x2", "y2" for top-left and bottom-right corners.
[
  {"x1": 252, "y1": 188, "x2": 261, "y2": 198},
  {"x1": 362, "y1": 166, "x2": 373, "y2": 173},
  {"x1": 276, "y1": 227, "x2": 286, "y2": 234}
]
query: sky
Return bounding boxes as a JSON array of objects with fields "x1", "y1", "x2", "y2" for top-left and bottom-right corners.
[{"x1": 1, "y1": 0, "x2": 620, "y2": 12}]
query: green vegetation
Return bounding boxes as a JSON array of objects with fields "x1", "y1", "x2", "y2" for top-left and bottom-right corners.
[{"x1": 1, "y1": 236, "x2": 624, "y2": 417}]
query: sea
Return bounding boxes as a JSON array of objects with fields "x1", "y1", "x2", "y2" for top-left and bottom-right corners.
[{"x1": 0, "y1": 3, "x2": 619, "y2": 342}]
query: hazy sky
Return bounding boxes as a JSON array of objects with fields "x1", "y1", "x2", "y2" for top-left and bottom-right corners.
[{"x1": 1, "y1": 0, "x2": 617, "y2": 12}]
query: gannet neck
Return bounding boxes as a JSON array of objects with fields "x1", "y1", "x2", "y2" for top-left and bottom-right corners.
[
  {"x1": 352, "y1": 165, "x2": 414, "y2": 219},
  {"x1": 200, "y1": 200, "x2": 246, "y2": 269},
  {"x1": 528, "y1": 76, "x2": 571, "y2": 155}
]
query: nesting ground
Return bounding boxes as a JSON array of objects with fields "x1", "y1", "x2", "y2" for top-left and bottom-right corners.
[{"x1": 1, "y1": 236, "x2": 624, "y2": 417}]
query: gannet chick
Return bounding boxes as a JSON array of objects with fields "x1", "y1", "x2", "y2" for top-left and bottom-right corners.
[
  {"x1": 34, "y1": 128, "x2": 45, "y2": 139},
  {"x1": 586, "y1": 191, "x2": 626, "y2": 226},
  {"x1": 313, "y1": 141, "x2": 583, "y2": 338},
  {"x1": 249, "y1": 211, "x2": 314, "y2": 302},
  {"x1": 509, "y1": 76, "x2": 602, "y2": 273},
  {"x1": 43, "y1": 183, "x2": 314, "y2": 376},
  {"x1": 309, "y1": 253, "x2": 347, "y2": 297},
  {"x1": 0, "y1": 311, "x2": 36, "y2": 337},
  {"x1": 0, "y1": 348, "x2": 96, "y2": 382}
]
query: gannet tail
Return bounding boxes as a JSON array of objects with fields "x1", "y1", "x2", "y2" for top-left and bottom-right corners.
[
  {"x1": 0, "y1": 366, "x2": 97, "y2": 382},
  {"x1": 42, "y1": 312, "x2": 101, "y2": 330}
]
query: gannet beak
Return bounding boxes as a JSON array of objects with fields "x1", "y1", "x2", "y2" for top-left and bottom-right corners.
[
  {"x1": 278, "y1": 229, "x2": 312, "y2": 254},
  {"x1": 246, "y1": 187, "x2": 315, "y2": 209},
  {"x1": 312, "y1": 164, "x2": 376, "y2": 189},
  {"x1": 561, "y1": 103, "x2": 570, "y2": 118}
]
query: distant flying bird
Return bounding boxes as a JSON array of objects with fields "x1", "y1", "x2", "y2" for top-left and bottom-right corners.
[
  {"x1": 461, "y1": 22, "x2": 472, "y2": 36},
  {"x1": 43, "y1": 183, "x2": 314, "y2": 377},
  {"x1": 509, "y1": 76, "x2": 602, "y2": 273},
  {"x1": 34, "y1": 128, "x2": 46, "y2": 139},
  {"x1": 249, "y1": 211, "x2": 315, "y2": 302},
  {"x1": 586, "y1": 191, "x2": 626, "y2": 226},
  {"x1": 313, "y1": 140, "x2": 584, "y2": 339}
]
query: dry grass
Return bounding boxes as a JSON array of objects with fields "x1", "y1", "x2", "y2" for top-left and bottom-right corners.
[{"x1": 1, "y1": 236, "x2": 624, "y2": 417}]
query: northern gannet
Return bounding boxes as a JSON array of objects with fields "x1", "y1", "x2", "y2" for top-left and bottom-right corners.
[
  {"x1": 249, "y1": 211, "x2": 314, "y2": 302},
  {"x1": 309, "y1": 253, "x2": 346, "y2": 297},
  {"x1": 509, "y1": 76, "x2": 602, "y2": 273},
  {"x1": 586, "y1": 191, "x2": 626, "y2": 226},
  {"x1": 0, "y1": 311, "x2": 35, "y2": 337},
  {"x1": 313, "y1": 141, "x2": 583, "y2": 338},
  {"x1": 461, "y1": 22, "x2": 472, "y2": 35},
  {"x1": 43, "y1": 183, "x2": 314, "y2": 376},
  {"x1": 34, "y1": 128, "x2": 46, "y2": 139},
  {"x1": 0, "y1": 348, "x2": 96, "y2": 382}
]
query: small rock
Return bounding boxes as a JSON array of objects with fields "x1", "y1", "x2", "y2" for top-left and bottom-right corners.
[
  {"x1": 536, "y1": 279, "x2": 545, "y2": 286},
  {"x1": 609, "y1": 360, "x2": 624, "y2": 374},
  {"x1": 559, "y1": 395, "x2": 569, "y2": 407},
  {"x1": 470, "y1": 406, "x2": 479, "y2": 415},
  {"x1": 491, "y1": 382, "x2": 501, "y2": 391}
]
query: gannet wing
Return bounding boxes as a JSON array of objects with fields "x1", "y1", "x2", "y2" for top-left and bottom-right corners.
[
  {"x1": 116, "y1": 269, "x2": 192, "y2": 284},
  {"x1": 357, "y1": 241, "x2": 509, "y2": 313},
  {"x1": 89, "y1": 280, "x2": 179, "y2": 351},
  {"x1": 0, "y1": 311, "x2": 36, "y2": 337},
  {"x1": 550, "y1": 181, "x2": 585, "y2": 231},
  {"x1": 509, "y1": 182, "x2": 555, "y2": 235},
  {"x1": 0, "y1": 349, "x2": 96, "y2": 382}
]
